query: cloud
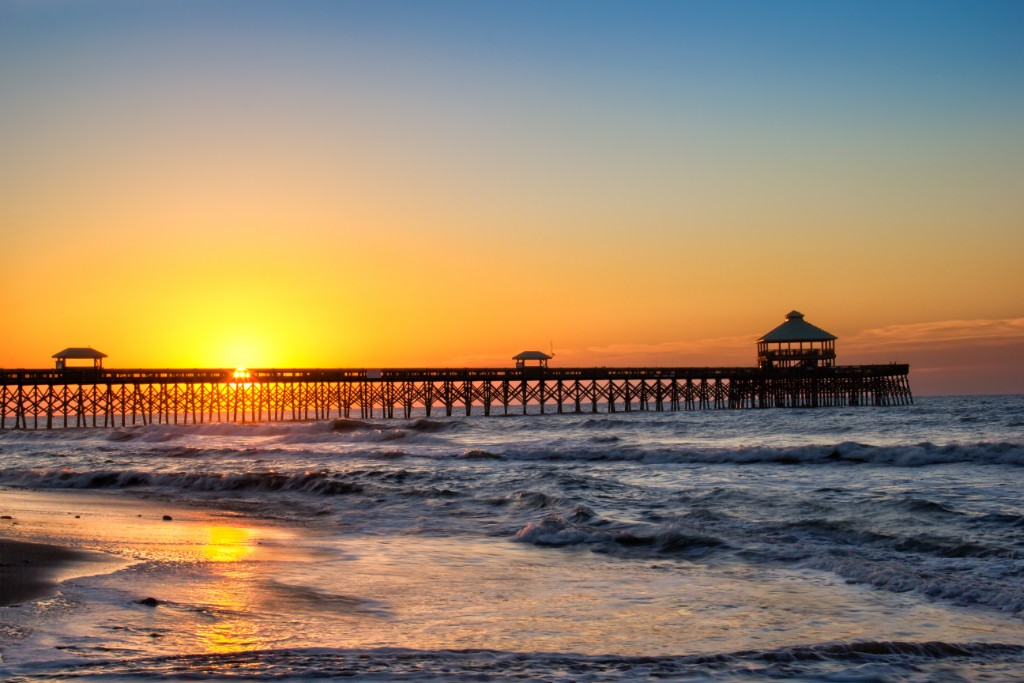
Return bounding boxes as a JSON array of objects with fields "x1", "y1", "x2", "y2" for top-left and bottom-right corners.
[
  {"x1": 844, "y1": 317, "x2": 1024, "y2": 351},
  {"x1": 564, "y1": 335, "x2": 755, "y2": 367},
  {"x1": 574, "y1": 318, "x2": 1024, "y2": 365},
  {"x1": 447, "y1": 318, "x2": 1024, "y2": 377}
]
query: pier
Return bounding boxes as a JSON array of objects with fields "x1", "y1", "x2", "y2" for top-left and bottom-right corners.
[
  {"x1": 0, "y1": 313, "x2": 914, "y2": 430},
  {"x1": 0, "y1": 364, "x2": 912, "y2": 430}
]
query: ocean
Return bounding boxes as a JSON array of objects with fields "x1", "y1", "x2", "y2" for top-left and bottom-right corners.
[{"x1": 1, "y1": 395, "x2": 1023, "y2": 681}]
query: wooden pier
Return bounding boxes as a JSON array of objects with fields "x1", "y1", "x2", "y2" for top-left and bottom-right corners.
[{"x1": 0, "y1": 365, "x2": 912, "y2": 430}]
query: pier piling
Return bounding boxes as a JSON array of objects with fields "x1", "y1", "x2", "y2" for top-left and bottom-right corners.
[{"x1": 0, "y1": 365, "x2": 912, "y2": 430}]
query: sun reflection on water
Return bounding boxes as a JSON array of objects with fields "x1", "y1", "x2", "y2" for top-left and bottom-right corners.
[
  {"x1": 194, "y1": 525, "x2": 264, "y2": 653},
  {"x1": 203, "y1": 526, "x2": 254, "y2": 563}
]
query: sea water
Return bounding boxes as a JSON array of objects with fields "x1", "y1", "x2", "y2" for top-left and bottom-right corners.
[{"x1": 0, "y1": 395, "x2": 1022, "y2": 681}]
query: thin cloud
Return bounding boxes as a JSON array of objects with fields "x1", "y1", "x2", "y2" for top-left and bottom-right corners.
[
  {"x1": 845, "y1": 317, "x2": 1024, "y2": 351},
  {"x1": 569, "y1": 335, "x2": 755, "y2": 366},
  {"x1": 582, "y1": 335, "x2": 752, "y2": 357},
  {"x1": 449, "y1": 317, "x2": 1024, "y2": 369},
  {"x1": 449, "y1": 336, "x2": 758, "y2": 367}
]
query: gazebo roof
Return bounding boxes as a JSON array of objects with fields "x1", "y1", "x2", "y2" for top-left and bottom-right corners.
[
  {"x1": 52, "y1": 347, "x2": 108, "y2": 360},
  {"x1": 513, "y1": 351, "x2": 552, "y2": 361},
  {"x1": 758, "y1": 311, "x2": 836, "y2": 343}
]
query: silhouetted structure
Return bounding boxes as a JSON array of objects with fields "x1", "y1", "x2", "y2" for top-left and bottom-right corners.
[
  {"x1": 1, "y1": 363, "x2": 911, "y2": 429},
  {"x1": 53, "y1": 347, "x2": 107, "y2": 371},
  {"x1": 757, "y1": 311, "x2": 836, "y2": 369},
  {"x1": 513, "y1": 351, "x2": 552, "y2": 370},
  {"x1": 0, "y1": 320, "x2": 913, "y2": 429}
]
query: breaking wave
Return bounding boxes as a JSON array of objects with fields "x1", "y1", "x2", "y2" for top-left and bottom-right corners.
[
  {"x1": 514, "y1": 513, "x2": 727, "y2": 558},
  {"x1": 4, "y1": 413, "x2": 1021, "y2": 467},
  {"x1": 4, "y1": 641, "x2": 1023, "y2": 682},
  {"x1": 0, "y1": 468, "x2": 366, "y2": 496}
]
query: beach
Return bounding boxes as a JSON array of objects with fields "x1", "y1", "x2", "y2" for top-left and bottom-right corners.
[
  {"x1": 1, "y1": 396, "x2": 1023, "y2": 680},
  {"x1": 0, "y1": 539, "x2": 99, "y2": 608}
]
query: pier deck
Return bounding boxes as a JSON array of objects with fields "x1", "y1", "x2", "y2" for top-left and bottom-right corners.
[{"x1": 0, "y1": 364, "x2": 912, "y2": 430}]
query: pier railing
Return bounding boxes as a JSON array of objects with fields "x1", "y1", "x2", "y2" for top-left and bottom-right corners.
[{"x1": 0, "y1": 364, "x2": 912, "y2": 429}]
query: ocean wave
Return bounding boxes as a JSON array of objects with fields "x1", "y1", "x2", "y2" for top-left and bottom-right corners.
[
  {"x1": 788, "y1": 544, "x2": 1024, "y2": 617},
  {"x1": 510, "y1": 490, "x2": 567, "y2": 510},
  {"x1": 514, "y1": 514, "x2": 725, "y2": 557},
  {"x1": 493, "y1": 440, "x2": 1024, "y2": 467},
  {"x1": 897, "y1": 497, "x2": 959, "y2": 515},
  {"x1": 777, "y1": 516, "x2": 1021, "y2": 560},
  {"x1": 330, "y1": 418, "x2": 376, "y2": 432},
  {"x1": 0, "y1": 466, "x2": 483, "y2": 503},
  {"x1": 746, "y1": 639, "x2": 1024, "y2": 662},
  {"x1": 4, "y1": 642, "x2": 1022, "y2": 681},
  {"x1": 0, "y1": 468, "x2": 365, "y2": 496},
  {"x1": 0, "y1": 419, "x2": 452, "y2": 447},
  {"x1": 7, "y1": 417, "x2": 1022, "y2": 468},
  {"x1": 108, "y1": 422, "x2": 324, "y2": 441},
  {"x1": 130, "y1": 445, "x2": 298, "y2": 460},
  {"x1": 409, "y1": 418, "x2": 461, "y2": 433},
  {"x1": 979, "y1": 512, "x2": 1024, "y2": 527},
  {"x1": 462, "y1": 449, "x2": 504, "y2": 460},
  {"x1": 514, "y1": 515, "x2": 596, "y2": 546}
]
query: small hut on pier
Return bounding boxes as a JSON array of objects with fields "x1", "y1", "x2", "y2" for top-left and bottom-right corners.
[
  {"x1": 757, "y1": 311, "x2": 836, "y2": 369},
  {"x1": 52, "y1": 347, "x2": 107, "y2": 371},
  {"x1": 513, "y1": 351, "x2": 552, "y2": 370}
]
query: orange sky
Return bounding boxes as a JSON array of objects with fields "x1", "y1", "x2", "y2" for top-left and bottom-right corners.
[{"x1": 1, "y1": 2, "x2": 1022, "y2": 395}]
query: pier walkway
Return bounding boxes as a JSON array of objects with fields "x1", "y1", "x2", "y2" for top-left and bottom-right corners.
[{"x1": 0, "y1": 364, "x2": 912, "y2": 430}]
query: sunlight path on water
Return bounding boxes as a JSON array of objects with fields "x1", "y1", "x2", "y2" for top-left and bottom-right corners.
[
  {"x1": 33, "y1": 531, "x2": 1017, "y2": 660},
  {"x1": 6, "y1": 515, "x2": 1022, "y2": 664}
]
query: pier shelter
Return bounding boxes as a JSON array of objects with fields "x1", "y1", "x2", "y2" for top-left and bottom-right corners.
[
  {"x1": 514, "y1": 351, "x2": 552, "y2": 370},
  {"x1": 52, "y1": 347, "x2": 107, "y2": 371},
  {"x1": 757, "y1": 311, "x2": 836, "y2": 369}
]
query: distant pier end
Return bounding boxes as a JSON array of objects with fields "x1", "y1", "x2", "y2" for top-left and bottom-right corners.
[
  {"x1": 1, "y1": 315, "x2": 911, "y2": 429},
  {"x1": 757, "y1": 311, "x2": 836, "y2": 369}
]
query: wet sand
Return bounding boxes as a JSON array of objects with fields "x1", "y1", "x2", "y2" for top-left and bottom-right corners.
[
  {"x1": 0, "y1": 538, "x2": 93, "y2": 607},
  {"x1": 0, "y1": 487, "x2": 300, "y2": 613}
]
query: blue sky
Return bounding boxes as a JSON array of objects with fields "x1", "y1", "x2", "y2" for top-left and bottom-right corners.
[{"x1": 1, "y1": 1, "x2": 1022, "y2": 392}]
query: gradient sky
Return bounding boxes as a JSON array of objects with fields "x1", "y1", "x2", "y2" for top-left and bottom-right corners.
[{"x1": 2, "y1": 0, "x2": 1022, "y2": 395}]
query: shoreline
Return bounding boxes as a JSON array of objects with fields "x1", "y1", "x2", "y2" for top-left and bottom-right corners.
[
  {"x1": 0, "y1": 538, "x2": 97, "y2": 607},
  {"x1": 0, "y1": 486, "x2": 302, "y2": 609}
]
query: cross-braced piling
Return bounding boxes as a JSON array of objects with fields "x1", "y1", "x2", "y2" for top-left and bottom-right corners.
[{"x1": 0, "y1": 365, "x2": 912, "y2": 430}]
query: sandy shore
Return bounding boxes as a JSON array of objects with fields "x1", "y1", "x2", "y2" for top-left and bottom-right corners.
[
  {"x1": 0, "y1": 488, "x2": 307, "y2": 670},
  {"x1": 0, "y1": 538, "x2": 97, "y2": 607},
  {"x1": 1, "y1": 489, "x2": 147, "y2": 607},
  {"x1": 0, "y1": 487, "x2": 299, "y2": 613}
]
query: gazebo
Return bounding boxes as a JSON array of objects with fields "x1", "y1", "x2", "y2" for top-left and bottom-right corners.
[
  {"x1": 513, "y1": 351, "x2": 552, "y2": 370},
  {"x1": 52, "y1": 347, "x2": 107, "y2": 371},
  {"x1": 756, "y1": 311, "x2": 836, "y2": 369}
]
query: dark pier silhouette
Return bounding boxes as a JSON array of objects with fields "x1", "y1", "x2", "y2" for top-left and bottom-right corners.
[
  {"x1": 0, "y1": 364, "x2": 911, "y2": 430},
  {"x1": 0, "y1": 313, "x2": 912, "y2": 430}
]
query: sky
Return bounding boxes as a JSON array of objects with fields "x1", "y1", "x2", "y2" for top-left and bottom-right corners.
[{"x1": 1, "y1": 0, "x2": 1022, "y2": 395}]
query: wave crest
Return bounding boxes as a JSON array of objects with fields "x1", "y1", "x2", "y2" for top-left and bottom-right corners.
[
  {"x1": 0, "y1": 468, "x2": 364, "y2": 496},
  {"x1": 6, "y1": 641, "x2": 1022, "y2": 681}
]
